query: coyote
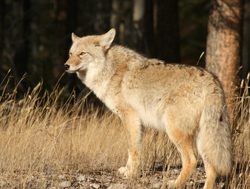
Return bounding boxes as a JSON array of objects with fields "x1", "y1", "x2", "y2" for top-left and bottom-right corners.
[{"x1": 65, "y1": 29, "x2": 232, "y2": 189}]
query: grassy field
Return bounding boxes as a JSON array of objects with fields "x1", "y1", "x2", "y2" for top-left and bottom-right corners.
[{"x1": 0, "y1": 78, "x2": 249, "y2": 189}]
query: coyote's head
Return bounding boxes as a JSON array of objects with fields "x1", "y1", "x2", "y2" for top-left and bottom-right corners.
[{"x1": 65, "y1": 28, "x2": 116, "y2": 73}]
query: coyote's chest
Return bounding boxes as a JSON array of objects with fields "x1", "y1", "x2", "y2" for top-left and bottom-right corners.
[
  {"x1": 89, "y1": 80, "x2": 121, "y2": 115},
  {"x1": 103, "y1": 97, "x2": 120, "y2": 115}
]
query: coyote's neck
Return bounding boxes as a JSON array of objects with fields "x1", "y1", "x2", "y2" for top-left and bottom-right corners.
[
  {"x1": 77, "y1": 45, "x2": 144, "y2": 101},
  {"x1": 77, "y1": 63, "x2": 114, "y2": 100}
]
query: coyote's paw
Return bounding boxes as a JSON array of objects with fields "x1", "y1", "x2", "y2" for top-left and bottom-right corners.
[
  {"x1": 118, "y1": 166, "x2": 129, "y2": 177},
  {"x1": 167, "y1": 180, "x2": 177, "y2": 188},
  {"x1": 118, "y1": 166, "x2": 139, "y2": 178}
]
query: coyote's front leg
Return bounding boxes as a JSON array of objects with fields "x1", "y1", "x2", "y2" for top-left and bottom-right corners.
[{"x1": 118, "y1": 112, "x2": 142, "y2": 178}]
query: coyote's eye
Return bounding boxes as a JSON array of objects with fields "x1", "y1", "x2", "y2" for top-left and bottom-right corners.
[
  {"x1": 79, "y1": 52, "x2": 87, "y2": 58},
  {"x1": 69, "y1": 52, "x2": 72, "y2": 57},
  {"x1": 80, "y1": 52, "x2": 86, "y2": 56}
]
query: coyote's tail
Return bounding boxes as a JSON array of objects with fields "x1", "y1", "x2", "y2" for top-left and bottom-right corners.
[{"x1": 197, "y1": 89, "x2": 232, "y2": 175}]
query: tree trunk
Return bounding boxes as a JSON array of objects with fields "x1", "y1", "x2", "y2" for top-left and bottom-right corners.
[
  {"x1": 65, "y1": 0, "x2": 79, "y2": 93},
  {"x1": 13, "y1": 0, "x2": 30, "y2": 76},
  {"x1": 13, "y1": 0, "x2": 31, "y2": 91},
  {"x1": 153, "y1": 0, "x2": 180, "y2": 62},
  {"x1": 0, "y1": 0, "x2": 5, "y2": 59},
  {"x1": 111, "y1": 0, "x2": 132, "y2": 45},
  {"x1": 206, "y1": 0, "x2": 243, "y2": 122},
  {"x1": 242, "y1": 0, "x2": 250, "y2": 78},
  {"x1": 132, "y1": 0, "x2": 145, "y2": 52},
  {"x1": 144, "y1": 0, "x2": 154, "y2": 56},
  {"x1": 133, "y1": 0, "x2": 145, "y2": 28}
]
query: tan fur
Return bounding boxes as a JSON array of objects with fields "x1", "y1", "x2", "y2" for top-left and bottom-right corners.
[{"x1": 65, "y1": 29, "x2": 232, "y2": 189}]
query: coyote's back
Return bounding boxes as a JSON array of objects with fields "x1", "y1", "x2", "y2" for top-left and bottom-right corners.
[{"x1": 65, "y1": 29, "x2": 232, "y2": 189}]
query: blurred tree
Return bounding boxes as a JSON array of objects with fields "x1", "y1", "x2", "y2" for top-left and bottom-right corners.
[
  {"x1": 78, "y1": 0, "x2": 111, "y2": 35},
  {"x1": 110, "y1": 0, "x2": 181, "y2": 61},
  {"x1": 179, "y1": 1, "x2": 209, "y2": 65},
  {"x1": 29, "y1": 0, "x2": 57, "y2": 89},
  {"x1": 113, "y1": 0, "x2": 148, "y2": 53},
  {"x1": 111, "y1": 0, "x2": 132, "y2": 45},
  {"x1": 51, "y1": 0, "x2": 79, "y2": 92},
  {"x1": 144, "y1": 0, "x2": 154, "y2": 56},
  {"x1": 242, "y1": 0, "x2": 250, "y2": 78},
  {"x1": 206, "y1": 0, "x2": 243, "y2": 121},
  {"x1": 153, "y1": 0, "x2": 180, "y2": 62},
  {"x1": 0, "y1": 1, "x2": 5, "y2": 62},
  {"x1": 14, "y1": 0, "x2": 31, "y2": 81},
  {"x1": 0, "y1": 0, "x2": 6, "y2": 84},
  {"x1": 0, "y1": 0, "x2": 32, "y2": 92},
  {"x1": 132, "y1": 0, "x2": 145, "y2": 51}
]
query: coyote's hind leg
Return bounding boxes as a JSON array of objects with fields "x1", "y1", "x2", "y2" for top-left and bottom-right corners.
[
  {"x1": 164, "y1": 129, "x2": 197, "y2": 188},
  {"x1": 203, "y1": 160, "x2": 217, "y2": 189}
]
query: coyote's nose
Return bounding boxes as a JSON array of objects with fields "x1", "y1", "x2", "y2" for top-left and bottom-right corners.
[{"x1": 64, "y1": 64, "x2": 70, "y2": 70}]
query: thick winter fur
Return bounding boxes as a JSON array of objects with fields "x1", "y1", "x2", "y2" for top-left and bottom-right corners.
[{"x1": 65, "y1": 29, "x2": 232, "y2": 189}]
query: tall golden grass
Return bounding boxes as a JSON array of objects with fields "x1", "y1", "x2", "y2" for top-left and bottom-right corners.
[{"x1": 0, "y1": 75, "x2": 249, "y2": 188}]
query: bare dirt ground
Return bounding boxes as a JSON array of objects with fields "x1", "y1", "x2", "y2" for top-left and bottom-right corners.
[{"x1": 0, "y1": 166, "x2": 232, "y2": 189}]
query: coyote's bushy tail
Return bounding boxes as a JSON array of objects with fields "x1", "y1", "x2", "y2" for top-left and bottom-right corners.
[{"x1": 197, "y1": 89, "x2": 232, "y2": 175}]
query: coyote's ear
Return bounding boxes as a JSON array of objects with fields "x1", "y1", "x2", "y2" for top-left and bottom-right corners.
[
  {"x1": 71, "y1": 33, "x2": 79, "y2": 42},
  {"x1": 99, "y1": 28, "x2": 116, "y2": 50}
]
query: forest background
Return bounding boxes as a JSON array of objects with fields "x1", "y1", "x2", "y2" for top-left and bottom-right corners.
[{"x1": 0, "y1": 0, "x2": 249, "y2": 97}]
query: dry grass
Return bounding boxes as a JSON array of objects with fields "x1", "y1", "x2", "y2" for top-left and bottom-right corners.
[{"x1": 0, "y1": 76, "x2": 249, "y2": 188}]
